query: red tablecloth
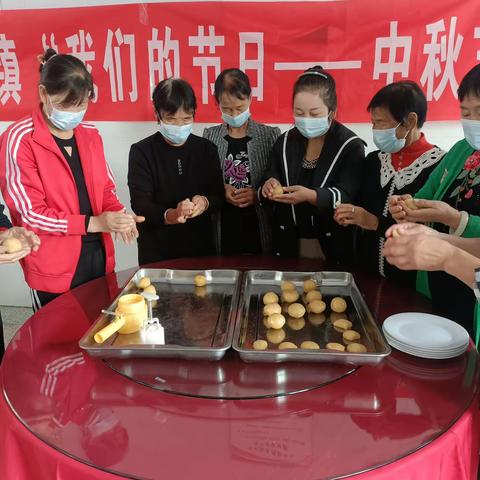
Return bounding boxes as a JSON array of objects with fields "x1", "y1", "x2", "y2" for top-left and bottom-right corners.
[{"x1": 0, "y1": 257, "x2": 478, "y2": 479}]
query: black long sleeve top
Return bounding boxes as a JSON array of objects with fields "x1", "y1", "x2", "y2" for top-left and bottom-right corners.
[
  {"x1": 128, "y1": 132, "x2": 225, "y2": 265},
  {"x1": 0, "y1": 203, "x2": 12, "y2": 230}
]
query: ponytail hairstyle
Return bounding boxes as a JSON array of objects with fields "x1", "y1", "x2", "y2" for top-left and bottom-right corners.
[
  {"x1": 293, "y1": 65, "x2": 337, "y2": 112},
  {"x1": 38, "y1": 48, "x2": 94, "y2": 107}
]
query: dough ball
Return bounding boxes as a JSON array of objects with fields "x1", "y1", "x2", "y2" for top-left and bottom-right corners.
[
  {"x1": 2, "y1": 237, "x2": 22, "y2": 253},
  {"x1": 266, "y1": 328, "x2": 286, "y2": 344},
  {"x1": 308, "y1": 313, "x2": 326, "y2": 326},
  {"x1": 194, "y1": 274, "x2": 207, "y2": 287},
  {"x1": 194, "y1": 286, "x2": 207, "y2": 298},
  {"x1": 331, "y1": 297, "x2": 347, "y2": 313},
  {"x1": 333, "y1": 319, "x2": 353, "y2": 332},
  {"x1": 281, "y1": 280, "x2": 296, "y2": 291},
  {"x1": 330, "y1": 312, "x2": 348, "y2": 323},
  {"x1": 143, "y1": 284, "x2": 156, "y2": 294},
  {"x1": 305, "y1": 290, "x2": 322, "y2": 303},
  {"x1": 303, "y1": 279, "x2": 317, "y2": 293},
  {"x1": 273, "y1": 185, "x2": 284, "y2": 196},
  {"x1": 281, "y1": 289, "x2": 300, "y2": 303},
  {"x1": 287, "y1": 316, "x2": 305, "y2": 331},
  {"x1": 253, "y1": 339, "x2": 268, "y2": 350},
  {"x1": 342, "y1": 329, "x2": 361, "y2": 342},
  {"x1": 346, "y1": 342, "x2": 367, "y2": 353},
  {"x1": 266, "y1": 313, "x2": 286, "y2": 329},
  {"x1": 404, "y1": 198, "x2": 418, "y2": 210},
  {"x1": 326, "y1": 342, "x2": 346, "y2": 352},
  {"x1": 391, "y1": 229, "x2": 400, "y2": 238},
  {"x1": 300, "y1": 341, "x2": 320, "y2": 349},
  {"x1": 308, "y1": 300, "x2": 326, "y2": 314},
  {"x1": 263, "y1": 291, "x2": 279, "y2": 305},
  {"x1": 263, "y1": 303, "x2": 282, "y2": 316},
  {"x1": 137, "y1": 276, "x2": 151, "y2": 289},
  {"x1": 278, "y1": 342, "x2": 298, "y2": 350},
  {"x1": 287, "y1": 303, "x2": 306, "y2": 318}
]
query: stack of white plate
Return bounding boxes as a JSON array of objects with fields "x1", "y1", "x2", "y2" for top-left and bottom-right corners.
[{"x1": 382, "y1": 312, "x2": 470, "y2": 359}]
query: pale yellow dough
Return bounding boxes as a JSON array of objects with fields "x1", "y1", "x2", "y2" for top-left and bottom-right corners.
[
  {"x1": 305, "y1": 290, "x2": 322, "y2": 303},
  {"x1": 278, "y1": 341, "x2": 298, "y2": 350},
  {"x1": 253, "y1": 339, "x2": 268, "y2": 350},
  {"x1": 308, "y1": 300, "x2": 326, "y2": 314},
  {"x1": 342, "y1": 330, "x2": 361, "y2": 342},
  {"x1": 2, "y1": 237, "x2": 22, "y2": 253},
  {"x1": 346, "y1": 343, "x2": 367, "y2": 353},
  {"x1": 280, "y1": 280, "x2": 296, "y2": 291},
  {"x1": 282, "y1": 289, "x2": 300, "y2": 303},
  {"x1": 333, "y1": 319, "x2": 353, "y2": 332},
  {"x1": 194, "y1": 274, "x2": 207, "y2": 287},
  {"x1": 300, "y1": 341, "x2": 320, "y2": 349},
  {"x1": 137, "y1": 276, "x2": 151, "y2": 289},
  {"x1": 266, "y1": 313, "x2": 286, "y2": 329},
  {"x1": 143, "y1": 284, "x2": 156, "y2": 294},
  {"x1": 266, "y1": 328, "x2": 286, "y2": 344},
  {"x1": 287, "y1": 303, "x2": 306, "y2": 318},
  {"x1": 326, "y1": 342, "x2": 346, "y2": 352},
  {"x1": 331, "y1": 297, "x2": 347, "y2": 313},
  {"x1": 303, "y1": 279, "x2": 317, "y2": 293},
  {"x1": 263, "y1": 291, "x2": 279, "y2": 305},
  {"x1": 263, "y1": 303, "x2": 282, "y2": 316}
]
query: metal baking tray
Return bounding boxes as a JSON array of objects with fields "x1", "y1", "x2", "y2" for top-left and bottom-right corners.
[
  {"x1": 79, "y1": 268, "x2": 241, "y2": 360},
  {"x1": 232, "y1": 270, "x2": 391, "y2": 365}
]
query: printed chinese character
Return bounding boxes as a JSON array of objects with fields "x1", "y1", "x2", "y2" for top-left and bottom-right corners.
[
  {"x1": 0, "y1": 34, "x2": 21, "y2": 105},
  {"x1": 373, "y1": 21, "x2": 412, "y2": 84},
  {"x1": 420, "y1": 17, "x2": 463, "y2": 101},
  {"x1": 239, "y1": 32, "x2": 264, "y2": 101},
  {"x1": 41, "y1": 33, "x2": 59, "y2": 53},
  {"x1": 188, "y1": 25, "x2": 224, "y2": 104},
  {"x1": 474, "y1": 27, "x2": 480, "y2": 61},
  {"x1": 148, "y1": 27, "x2": 180, "y2": 91},
  {"x1": 103, "y1": 28, "x2": 138, "y2": 102}
]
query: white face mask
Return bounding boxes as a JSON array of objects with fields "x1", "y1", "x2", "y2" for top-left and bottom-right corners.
[
  {"x1": 294, "y1": 115, "x2": 330, "y2": 139},
  {"x1": 372, "y1": 123, "x2": 408, "y2": 153},
  {"x1": 222, "y1": 107, "x2": 250, "y2": 128},
  {"x1": 159, "y1": 121, "x2": 193, "y2": 145},
  {"x1": 462, "y1": 119, "x2": 480, "y2": 151},
  {"x1": 47, "y1": 96, "x2": 86, "y2": 131}
]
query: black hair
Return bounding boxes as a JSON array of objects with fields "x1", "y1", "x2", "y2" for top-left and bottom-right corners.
[
  {"x1": 214, "y1": 68, "x2": 252, "y2": 103},
  {"x1": 152, "y1": 78, "x2": 197, "y2": 118},
  {"x1": 367, "y1": 81, "x2": 428, "y2": 128},
  {"x1": 39, "y1": 48, "x2": 94, "y2": 106},
  {"x1": 458, "y1": 64, "x2": 480, "y2": 101},
  {"x1": 293, "y1": 65, "x2": 337, "y2": 112}
]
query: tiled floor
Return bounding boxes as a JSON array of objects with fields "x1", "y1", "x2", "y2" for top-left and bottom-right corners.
[{"x1": 1, "y1": 306, "x2": 32, "y2": 346}]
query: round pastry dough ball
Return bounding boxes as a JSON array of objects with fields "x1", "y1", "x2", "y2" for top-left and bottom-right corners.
[
  {"x1": 287, "y1": 316, "x2": 305, "y2": 331},
  {"x1": 347, "y1": 342, "x2": 367, "y2": 353},
  {"x1": 282, "y1": 289, "x2": 300, "y2": 303},
  {"x1": 342, "y1": 329, "x2": 361, "y2": 342},
  {"x1": 330, "y1": 312, "x2": 348, "y2": 323},
  {"x1": 333, "y1": 319, "x2": 353, "y2": 332},
  {"x1": 263, "y1": 291, "x2": 279, "y2": 305},
  {"x1": 194, "y1": 274, "x2": 207, "y2": 287},
  {"x1": 2, "y1": 237, "x2": 22, "y2": 253},
  {"x1": 404, "y1": 198, "x2": 418, "y2": 210},
  {"x1": 143, "y1": 284, "x2": 157, "y2": 294},
  {"x1": 331, "y1": 297, "x2": 347, "y2": 313},
  {"x1": 273, "y1": 184, "x2": 284, "y2": 196},
  {"x1": 308, "y1": 300, "x2": 326, "y2": 314},
  {"x1": 326, "y1": 342, "x2": 346, "y2": 352},
  {"x1": 137, "y1": 276, "x2": 151, "y2": 289},
  {"x1": 266, "y1": 328, "x2": 286, "y2": 344},
  {"x1": 303, "y1": 279, "x2": 317, "y2": 293},
  {"x1": 309, "y1": 313, "x2": 326, "y2": 326},
  {"x1": 253, "y1": 339, "x2": 268, "y2": 350},
  {"x1": 287, "y1": 303, "x2": 306, "y2": 318},
  {"x1": 278, "y1": 341, "x2": 298, "y2": 350},
  {"x1": 305, "y1": 290, "x2": 322, "y2": 303},
  {"x1": 301, "y1": 340, "x2": 320, "y2": 349},
  {"x1": 263, "y1": 303, "x2": 281, "y2": 316},
  {"x1": 266, "y1": 313, "x2": 286, "y2": 329},
  {"x1": 281, "y1": 280, "x2": 296, "y2": 291},
  {"x1": 194, "y1": 286, "x2": 207, "y2": 298}
]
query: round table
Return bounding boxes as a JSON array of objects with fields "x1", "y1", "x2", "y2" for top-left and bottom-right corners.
[{"x1": 1, "y1": 257, "x2": 478, "y2": 480}]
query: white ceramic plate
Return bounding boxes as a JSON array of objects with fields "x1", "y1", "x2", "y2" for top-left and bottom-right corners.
[{"x1": 382, "y1": 330, "x2": 467, "y2": 353}]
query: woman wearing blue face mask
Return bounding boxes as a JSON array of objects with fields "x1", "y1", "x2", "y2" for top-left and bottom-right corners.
[
  {"x1": 203, "y1": 69, "x2": 280, "y2": 255},
  {"x1": 128, "y1": 78, "x2": 224, "y2": 264},
  {"x1": 0, "y1": 48, "x2": 140, "y2": 310},
  {"x1": 333, "y1": 81, "x2": 444, "y2": 285},
  {"x1": 386, "y1": 65, "x2": 480, "y2": 337},
  {"x1": 261, "y1": 66, "x2": 365, "y2": 262}
]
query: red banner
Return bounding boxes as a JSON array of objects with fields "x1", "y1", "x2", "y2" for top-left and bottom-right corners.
[{"x1": 0, "y1": 1, "x2": 479, "y2": 122}]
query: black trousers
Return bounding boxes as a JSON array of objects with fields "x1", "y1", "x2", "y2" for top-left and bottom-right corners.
[{"x1": 31, "y1": 240, "x2": 106, "y2": 311}]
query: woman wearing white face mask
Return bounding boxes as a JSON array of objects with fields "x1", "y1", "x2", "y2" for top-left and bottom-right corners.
[
  {"x1": 0, "y1": 48, "x2": 141, "y2": 310},
  {"x1": 385, "y1": 64, "x2": 480, "y2": 337},
  {"x1": 203, "y1": 69, "x2": 280, "y2": 255},
  {"x1": 128, "y1": 78, "x2": 224, "y2": 264},
  {"x1": 333, "y1": 81, "x2": 444, "y2": 285},
  {"x1": 261, "y1": 66, "x2": 365, "y2": 262}
]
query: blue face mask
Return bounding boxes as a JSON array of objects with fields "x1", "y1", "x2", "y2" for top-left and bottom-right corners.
[
  {"x1": 222, "y1": 108, "x2": 250, "y2": 128},
  {"x1": 372, "y1": 124, "x2": 407, "y2": 153},
  {"x1": 294, "y1": 115, "x2": 330, "y2": 139},
  {"x1": 462, "y1": 119, "x2": 480, "y2": 151},
  {"x1": 47, "y1": 97, "x2": 86, "y2": 131},
  {"x1": 159, "y1": 121, "x2": 193, "y2": 145}
]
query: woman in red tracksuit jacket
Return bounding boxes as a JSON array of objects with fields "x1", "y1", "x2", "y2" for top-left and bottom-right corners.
[{"x1": 0, "y1": 49, "x2": 142, "y2": 310}]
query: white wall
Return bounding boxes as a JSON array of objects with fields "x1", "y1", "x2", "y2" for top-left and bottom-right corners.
[{"x1": 0, "y1": 119, "x2": 463, "y2": 306}]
